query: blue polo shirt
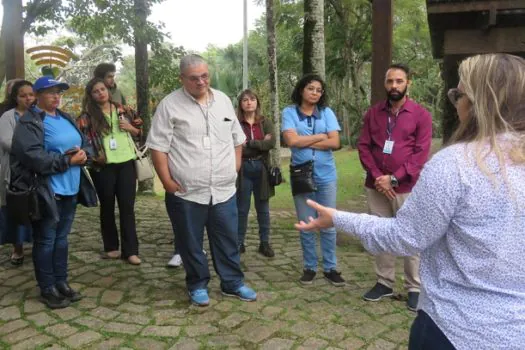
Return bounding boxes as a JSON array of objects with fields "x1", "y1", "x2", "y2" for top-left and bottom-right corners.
[
  {"x1": 40, "y1": 110, "x2": 82, "y2": 196},
  {"x1": 281, "y1": 105, "x2": 341, "y2": 184}
]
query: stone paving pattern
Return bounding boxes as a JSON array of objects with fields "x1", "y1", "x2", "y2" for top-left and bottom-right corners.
[{"x1": 0, "y1": 196, "x2": 414, "y2": 349}]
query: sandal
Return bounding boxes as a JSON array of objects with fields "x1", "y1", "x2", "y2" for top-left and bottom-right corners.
[{"x1": 10, "y1": 254, "x2": 24, "y2": 266}]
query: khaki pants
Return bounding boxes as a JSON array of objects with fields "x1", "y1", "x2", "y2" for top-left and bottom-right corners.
[{"x1": 366, "y1": 188, "x2": 421, "y2": 292}]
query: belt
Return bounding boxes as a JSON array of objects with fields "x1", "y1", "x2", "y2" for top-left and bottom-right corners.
[{"x1": 243, "y1": 156, "x2": 263, "y2": 161}]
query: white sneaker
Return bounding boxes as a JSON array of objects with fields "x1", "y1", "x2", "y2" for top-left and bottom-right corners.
[{"x1": 167, "y1": 254, "x2": 182, "y2": 267}]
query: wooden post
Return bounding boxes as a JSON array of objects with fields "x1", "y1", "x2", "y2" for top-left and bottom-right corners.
[
  {"x1": 370, "y1": 0, "x2": 393, "y2": 105},
  {"x1": 4, "y1": 0, "x2": 25, "y2": 79}
]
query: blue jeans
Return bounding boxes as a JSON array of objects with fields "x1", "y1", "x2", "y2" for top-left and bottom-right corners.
[
  {"x1": 31, "y1": 195, "x2": 77, "y2": 291},
  {"x1": 293, "y1": 180, "x2": 337, "y2": 272},
  {"x1": 409, "y1": 310, "x2": 456, "y2": 349},
  {"x1": 237, "y1": 160, "x2": 270, "y2": 245},
  {"x1": 165, "y1": 193, "x2": 244, "y2": 292}
]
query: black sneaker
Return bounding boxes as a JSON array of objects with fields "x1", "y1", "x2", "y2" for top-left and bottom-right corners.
[
  {"x1": 258, "y1": 242, "x2": 275, "y2": 257},
  {"x1": 41, "y1": 286, "x2": 70, "y2": 309},
  {"x1": 56, "y1": 281, "x2": 83, "y2": 302},
  {"x1": 363, "y1": 283, "x2": 393, "y2": 301},
  {"x1": 407, "y1": 292, "x2": 419, "y2": 312},
  {"x1": 323, "y1": 270, "x2": 346, "y2": 287},
  {"x1": 300, "y1": 269, "x2": 316, "y2": 285},
  {"x1": 239, "y1": 243, "x2": 246, "y2": 254}
]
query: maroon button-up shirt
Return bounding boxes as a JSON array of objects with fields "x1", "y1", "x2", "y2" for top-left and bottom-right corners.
[{"x1": 357, "y1": 98, "x2": 432, "y2": 193}]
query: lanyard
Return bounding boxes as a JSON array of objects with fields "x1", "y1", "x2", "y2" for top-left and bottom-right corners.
[
  {"x1": 107, "y1": 105, "x2": 115, "y2": 137},
  {"x1": 386, "y1": 108, "x2": 401, "y2": 140}
]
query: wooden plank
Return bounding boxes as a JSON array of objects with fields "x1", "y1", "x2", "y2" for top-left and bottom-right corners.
[
  {"x1": 428, "y1": 0, "x2": 525, "y2": 14},
  {"x1": 444, "y1": 27, "x2": 525, "y2": 55},
  {"x1": 371, "y1": 0, "x2": 393, "y2": 105}
]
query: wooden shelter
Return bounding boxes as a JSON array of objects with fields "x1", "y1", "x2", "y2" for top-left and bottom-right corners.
[{"x1": 426, "y1": 0, "x2": 525, "y2": 140}]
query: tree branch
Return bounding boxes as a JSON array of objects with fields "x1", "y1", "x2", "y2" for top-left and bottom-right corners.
[{"x1": 21, "y1": 0, "x2": 61, "y2": 34}]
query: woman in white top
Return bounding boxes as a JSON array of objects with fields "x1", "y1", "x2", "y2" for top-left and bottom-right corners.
[{"x1": 295, "y1": 53, "x2": 525, "y2": 349}]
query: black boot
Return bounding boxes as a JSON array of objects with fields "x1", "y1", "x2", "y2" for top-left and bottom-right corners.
[
  {"x1": 258, "y1": 242, "x2": 275, "y2": 257},
  {"x1": 56, "y1": 281, "x2": 83, "y2": 302},
  {"x1": 41, "y1": 286, "x2": 70, "y2": 309}
]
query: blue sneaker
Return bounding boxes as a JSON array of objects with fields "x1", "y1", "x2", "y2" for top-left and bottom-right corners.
[
  {"x1": 222, "y1": 285, "x2": 257, "y2": 302},
  {"x1": 189, "y1": 289, "x2": 209, "y2": 306}
]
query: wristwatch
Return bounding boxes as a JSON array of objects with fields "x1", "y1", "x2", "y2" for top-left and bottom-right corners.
[{"x1": 390, "y1": 175, "x2": 399, "y2": 188}]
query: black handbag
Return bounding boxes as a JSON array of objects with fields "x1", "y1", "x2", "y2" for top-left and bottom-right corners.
[
  {"x1": 289, "y1": 116, "x2": 317, "y2": 196},
  {"x1": 6, "y1": 175, "x2": 42, "y2": 225},
  {"x1": 290, "y1": 160, "x2": 317, "y2": 196},
  {"x1": 268, "y1": 166, "x2": 283, "y2": 186},
  {"x1": 77, "y1": 167, "x2": 98, "y2": 207}
]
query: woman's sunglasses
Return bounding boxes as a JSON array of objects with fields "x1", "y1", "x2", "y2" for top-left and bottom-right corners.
[{"x1": 447, "y1": 88, "x2": 466, "y2": 106}]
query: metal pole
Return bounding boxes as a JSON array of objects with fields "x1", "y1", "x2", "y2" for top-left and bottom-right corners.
[{"x1": 243, "y1": 0, "x2": 249, "y2": 89}]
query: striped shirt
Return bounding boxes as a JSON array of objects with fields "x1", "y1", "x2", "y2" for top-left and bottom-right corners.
[
  {"x1": 147, "y1": 88, "x2": 245, "y2": 205},
  {"x1": 333, "y1": 140, "x2": 525, "y2": 349}
]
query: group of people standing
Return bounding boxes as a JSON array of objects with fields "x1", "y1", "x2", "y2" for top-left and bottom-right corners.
[
  {"x1": 2, "y1": 51, "x2": 523, "y2": 349},
  {"x1": 0, "y1": 63, "x2": 142, "y2": 309}
]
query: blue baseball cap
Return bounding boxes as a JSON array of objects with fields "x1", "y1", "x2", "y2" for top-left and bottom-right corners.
[{"x1": 33, "y1": 76, "x2": 70, "y2": 92}]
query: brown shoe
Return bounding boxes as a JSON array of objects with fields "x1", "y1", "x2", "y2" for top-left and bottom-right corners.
[
  {"x1": 101, "y1": 250, "x2": 121, "y2": 259},
  {"x1": 127, "y1": 255, "x2": 141, "y2": 265}
]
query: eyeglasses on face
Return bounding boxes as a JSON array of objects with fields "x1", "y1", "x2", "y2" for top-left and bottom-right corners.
[
  {"x1": 184, "y1": 73, "x2": 210, "y2": 83},
  {"x1": 305, "y1": 86, "x2": 324, "y2": 94},
  {"x1": 447, "y1": 88, "x2": 466, "y2": 106}
]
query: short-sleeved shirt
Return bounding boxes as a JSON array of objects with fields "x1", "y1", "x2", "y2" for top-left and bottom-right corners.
[
  {"x1": 146, "y1": 88, "x2": 246, "y2": 205},
  {"x1": 42, "y1": 112, "x2": 82, "y2": 196},
  {"x1": 102, "y1": 109, "x2": 136, "y2": 164},
  {"x1": 281, "y1": 105, "x2": 341, "y2": 184}
]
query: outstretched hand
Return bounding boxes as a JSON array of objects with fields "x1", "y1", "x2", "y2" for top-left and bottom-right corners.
[{"x1": 294, "y1": 199, "x2": 337, "y2": 232}]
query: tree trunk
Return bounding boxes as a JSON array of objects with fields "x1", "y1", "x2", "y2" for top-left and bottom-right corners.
[
  {"x1": 3, "y1": 0, "x2": 25, "y2": 81},
  {"x1": 303, "y1": 0, "x2": 325, "y2": 78},
  {"x1": 134, "y1": 0, "x2": 153, "y2": 193},
  {"x1": 266, "y1": 0, "x2": 280, "y2": 167}
]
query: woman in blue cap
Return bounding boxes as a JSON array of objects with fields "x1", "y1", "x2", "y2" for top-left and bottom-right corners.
[{"x1": 10, "y1": 76, "x2": 93, "y2": 309}]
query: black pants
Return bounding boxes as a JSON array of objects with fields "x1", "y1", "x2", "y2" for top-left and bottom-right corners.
[
  {"x1": 90, "y1": 160, "x2": 138, "y2": 258},
  {"x1": 409, "y1": 310, "x2": 456, "y2": 350}
]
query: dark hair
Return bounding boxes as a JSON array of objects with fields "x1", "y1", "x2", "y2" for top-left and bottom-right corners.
[
  {"x1": 82, "y1": 77, "x2": 115, "y2": 135},
  {"x1": 387, "y1": 63, "x2": 411, "y2": 80},
  {"x1": 236, "y1": 89, "x2": 263, "y2": 122},
  {"x1": 93, "y1": 63, "x2": 116, "y2": 79},
  {"x1": 5, "y1": 80, "x2": 34, "y2": 111},
  {"x1": 291, "y1": 74, "x2": 328, "y2": 108}
]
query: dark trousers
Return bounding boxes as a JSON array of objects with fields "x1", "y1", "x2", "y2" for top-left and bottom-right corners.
[
  {"x1": 409, "y1": 310, "x2": 456, "y2": 350},
  {"x1": 90, "y1": 160, "x2": 138, "y2": 258},
  {"x1": 165, "y1": 193, "x2": 244, "y2": 292},
  {"x1": 31, "y1": 195, "x2": 76, "y2": 291},
  {"x1": 236, "y1": 160, "x2": 270, "y2": 245}
]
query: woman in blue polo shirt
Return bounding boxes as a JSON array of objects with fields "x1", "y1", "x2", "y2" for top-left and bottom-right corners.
[
  {"x1": 281, "y1": 74, "x2": 345, "y2": 286},
  {"x1": 10, "y1": 76, "x2": 89, "y2": 309}
]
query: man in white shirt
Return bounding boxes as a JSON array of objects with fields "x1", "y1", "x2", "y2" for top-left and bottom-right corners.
[{"x1": 147, "y1": 54, "x2": 256, "y2": 306}]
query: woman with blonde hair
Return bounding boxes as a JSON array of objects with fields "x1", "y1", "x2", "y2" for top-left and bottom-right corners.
[{"x1": 295, "y1": 53, "x2": 525, "y2": 349}]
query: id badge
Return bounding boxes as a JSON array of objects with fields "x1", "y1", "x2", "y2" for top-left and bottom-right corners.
[
  {"x1": 109, "y1": 138, "x2": 118, "y2": 150},
  {"x1": 383, "y1": 140, "x2": 394, "y2": 154},
  {"x1": 203, "y1": 136, "x2": 211, "y2": 150}
]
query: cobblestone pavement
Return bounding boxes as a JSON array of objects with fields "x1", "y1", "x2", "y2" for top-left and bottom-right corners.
[{"x1": 0, "y1": 196, "x2": 414, "y2": 349}]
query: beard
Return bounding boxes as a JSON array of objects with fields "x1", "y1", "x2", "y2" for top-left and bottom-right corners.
[{"x1": 387, "y1": 86, "x2": 408, "y2": 102}]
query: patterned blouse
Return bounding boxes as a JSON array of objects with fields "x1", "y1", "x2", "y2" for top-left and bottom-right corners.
[
  {"x1": 77, "y1": 103, "x2": 142, "y2": 167},
  {"x1": 333, "y1": 140, "x2": 525, "y2": 349}
]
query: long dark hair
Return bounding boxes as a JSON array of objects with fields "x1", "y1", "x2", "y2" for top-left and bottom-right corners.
[
  {"x1": 236, "y1": 89, "x2": 263, "y2": 122},
  {"x1": 5, "y1": 80, "x2": 34, "y2": 111},
  {"x1": 82, "y1": 77, "x2": 114, "y2": 135},
  {"x1": 291, "y1": 74, "x2": 328, "y2": 108}
]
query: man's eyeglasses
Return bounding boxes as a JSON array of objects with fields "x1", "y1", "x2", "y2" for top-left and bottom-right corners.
[
  {"x1": 184, "y1": 74, "x2": 210, "y2": 83},
  {"x1": 447, "y1": 88, "x2": 466, "y2": 106},
  {"x1": 305, "y1": 86, "x2": 324, "y2": 94}
]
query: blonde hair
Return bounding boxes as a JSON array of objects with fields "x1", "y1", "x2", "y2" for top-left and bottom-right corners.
[{"x1": 449, "y1": 54, "x2": 525, "y2": 179}]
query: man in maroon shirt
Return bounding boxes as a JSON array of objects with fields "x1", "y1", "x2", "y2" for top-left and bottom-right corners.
[{"x1": 357, "y1": 63, "x2": 432, "y2": 312}]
